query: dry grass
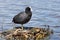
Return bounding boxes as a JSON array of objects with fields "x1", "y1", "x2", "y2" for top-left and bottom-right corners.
[{"x1": 0, "y1": 27, "x2": 53, "y2": 40}]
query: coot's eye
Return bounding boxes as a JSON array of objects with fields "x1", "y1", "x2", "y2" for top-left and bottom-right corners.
[{"x1": 25, "y1": 7, "x2": 31, "y2": 11}]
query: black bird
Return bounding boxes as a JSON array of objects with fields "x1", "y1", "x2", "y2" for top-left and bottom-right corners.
[{"x1": 12, "y1": 7, "x2": 32, "y2": 30}]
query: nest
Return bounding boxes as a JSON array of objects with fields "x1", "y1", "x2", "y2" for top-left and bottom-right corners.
[{"x1": 0, "y1": 27, "x2": 53, "y2": 40}]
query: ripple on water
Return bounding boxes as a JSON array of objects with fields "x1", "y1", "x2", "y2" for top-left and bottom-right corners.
[{"x1": 0, "y1": 0, "x2": 60, "y2": 40}]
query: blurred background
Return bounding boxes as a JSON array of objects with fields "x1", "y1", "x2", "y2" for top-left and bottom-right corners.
[{"x1": 0, "y1": 0, "x2": 60, "y2": 40}]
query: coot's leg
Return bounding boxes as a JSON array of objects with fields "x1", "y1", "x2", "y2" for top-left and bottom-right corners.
[{"x1": 21, "y1": 24, "x2": 23, "y2": 30}]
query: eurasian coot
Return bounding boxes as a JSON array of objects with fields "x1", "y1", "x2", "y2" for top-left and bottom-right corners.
[{"x1": 12, "y1": 7, "x2": 32, "y2": 30}]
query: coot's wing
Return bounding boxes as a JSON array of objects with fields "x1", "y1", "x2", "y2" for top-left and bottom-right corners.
[
  {"x1": 12, "y1": 12, "x2": 28, "y2": 22},
  {"x1": 18, "y1": 12, "x2": 28, "y2": 20}
]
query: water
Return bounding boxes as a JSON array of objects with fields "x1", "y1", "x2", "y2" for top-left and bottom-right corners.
[{"x1": 0, "y1": 0, "x2": 60, "y2": 40}]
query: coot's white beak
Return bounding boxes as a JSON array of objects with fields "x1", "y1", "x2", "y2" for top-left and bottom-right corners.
[
  {"x1": 29, "y1": 6, "x2": 33, "y2": 11},
  {"x1": 31, "y1": 8, "x2": 33, "y2": 11}
]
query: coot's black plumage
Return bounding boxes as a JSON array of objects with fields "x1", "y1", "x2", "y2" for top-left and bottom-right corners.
[{"x1": 12, "y1": 7, "x2": 32, "y2": 29}]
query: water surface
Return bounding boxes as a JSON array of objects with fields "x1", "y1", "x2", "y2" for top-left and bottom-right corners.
[{"x1": 0, "y1": 0, "x2": 60, "y2": 40}]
